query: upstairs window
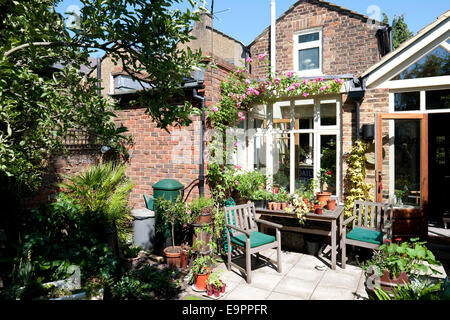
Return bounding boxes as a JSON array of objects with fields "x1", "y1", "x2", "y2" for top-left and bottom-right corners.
[{"x1": 294, "y1": 29, "x2": 322, "y2": 76}]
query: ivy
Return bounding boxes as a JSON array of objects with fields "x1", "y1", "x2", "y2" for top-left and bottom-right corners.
[{"x1": 343, "y1": 140, "x2": 373, "y2": 219}]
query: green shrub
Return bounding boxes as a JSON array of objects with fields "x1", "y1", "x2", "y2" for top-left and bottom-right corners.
[
  {"x1": 188, "y1": 197, "x2": 215, "y2": 223},
  {"x1": 234, "y1": 170, "x2": 266, "y2": 201}
]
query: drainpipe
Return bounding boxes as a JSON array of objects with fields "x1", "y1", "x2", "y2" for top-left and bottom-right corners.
[
  {"x1": 270, "y1": 0, "x2": 276, "y2": 75},
  {"x1": 96, "y1": 57, "x2": 101, "y2": 96},
  {"x1": 349, "y1": 78, "x2": 366, "y2": 140},
  {"x1": 193, "y1": 89, "x2": 205, "y2": 196}
]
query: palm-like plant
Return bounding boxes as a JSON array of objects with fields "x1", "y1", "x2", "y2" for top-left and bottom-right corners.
[{"x1": 58, "y1": 162, "x2": 134, "y2": 224}]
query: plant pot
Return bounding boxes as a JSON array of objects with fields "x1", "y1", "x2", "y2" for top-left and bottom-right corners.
[
  {"x1": 206, "y1": 284, "x2": 214, "y2": 296},
  {"x1": 163, "y1": 246, "x2": 182, "y2": 268},
  {"x1": 315, "y1": 207, "x2": 323, "y2": 215},
  {"x1": 272, "y1": 202, "x2": 281, "y2": 210},
  {"x1": 365, "y1": 269, "x2": 410, "y2": 297},
  {"x1": 280, "y1": 202, "x2": 288, "y2": 210},
  {"x1": 194, "y1": 206, "x2": 213, "y2": 224},
  {"x1": 220, "y1": 280, "x2": 226, "y2": 293},
  {"x1": 213, "y1": 286, "x2": 220, "y2": 297},
  {"x1": 195, "y1": 272, "x2": 210, "y2": 291},
  {"x1": 316, "y1": 192, "x2": 332, "y2": 206},
  {"x1": 180, "y1": 246, "x2": 190, "y2": 269},
  {"x1": 268, "y1": 202, "x2": 275, "y2": 210},
  {"x1": 326, "y1": 199, "x2": 336, "y2": 211},
  {"x1": 253, "y1": 199, "x2": 265, "y2": 209}
]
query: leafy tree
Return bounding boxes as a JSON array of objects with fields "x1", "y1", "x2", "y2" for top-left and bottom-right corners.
[
  {"x1": 0, "y1": 0, "x2": 205, "y2": 193},
  {"x1": 391, "y1": 14, "x2": 414, "y2": 49}
]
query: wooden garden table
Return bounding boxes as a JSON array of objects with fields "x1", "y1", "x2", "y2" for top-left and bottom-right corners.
[{"x1": 255, "y1": 205, "x2": 345, "y2": 270}]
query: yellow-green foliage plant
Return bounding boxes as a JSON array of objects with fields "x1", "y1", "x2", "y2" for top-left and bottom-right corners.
[{"x1": 343, "y1": 140, "x2": 373, "y2": 220}]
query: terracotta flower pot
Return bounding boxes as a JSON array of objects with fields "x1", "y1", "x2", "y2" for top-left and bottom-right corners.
[
  {"x1": 272, "y1": 202, "x2": 281, "y2": 210},
  {"x1": 315, "y1": 207, "x2": 323, "y2": 215},
  {"x1": 280, "y1": 202, "x2": 288, "y2": 210},
  {"x1": 163, "y1": 246, "x2": 182, "y2": 268},
  {"x1": 180, "y1": 246, "x2": 190, "y2": 269},
  {"x1": 195, "y1": 271, "x2": 210, "y2": 291},
  {"x1": 268, "y1": 202, "x2": 275, "y2": 210},
  {"x1": 316, "y1": 192, "x2": 332, "y2": 205},
  {"x1": 326, "y1": 199, "x2": 336, "y2": 211}
]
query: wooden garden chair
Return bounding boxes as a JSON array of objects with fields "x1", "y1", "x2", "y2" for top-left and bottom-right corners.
[
  {"x1": 341, "y1": 200, "x2": 394, "y2": 269},
  {"x1": 224, "y1": 203, "x2": 282, "y2": 283}
]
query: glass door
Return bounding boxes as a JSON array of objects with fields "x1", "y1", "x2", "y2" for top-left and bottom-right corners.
[{"x1": 375, "y1": 113, "x2": 428, "y2": 238}]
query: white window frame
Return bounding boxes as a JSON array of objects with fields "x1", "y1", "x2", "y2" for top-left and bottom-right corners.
[
  {"x1": 248, "y1": 96, "x2": 342, "y2": 201},
  {"x1": 293, "y1": 28, "x2": 323, "y2": 77}
]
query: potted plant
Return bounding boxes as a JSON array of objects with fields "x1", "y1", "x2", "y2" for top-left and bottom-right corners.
[
  {"x1": 251, "y1": 189, "x2": 271, "y2": 209},
  {"x1": 190, "y1": 236, "x2": 220, "y2": 291},
  {"x1": 189, "y1": 197, "x2": 215, "y2": 224},
  {"x1": 394, "y1": 190, "x2": 405, "y2": 206},
  {"x1": 316, "y1": 169, "x2": 333, "y2": 204},
  {"x1": 276, "y1": 188, "x2": 290, "y2": 211},
  {"x1": 156, "y1": 196, "x2": 189, "y2": 268},
  {"x1": 362, "y1": 238, "x2": 442, "y2": 296},
  {"x1": 205, "y1": 271, "x2": 225, "y2": 298}
]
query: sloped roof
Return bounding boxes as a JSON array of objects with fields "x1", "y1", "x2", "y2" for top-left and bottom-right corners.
[
  {"x1": 248, "y1": 0, "x2": 388, "y2": 47},
  {"x1": 361, "y1": 10, "x2": 450, "y2": 79}
]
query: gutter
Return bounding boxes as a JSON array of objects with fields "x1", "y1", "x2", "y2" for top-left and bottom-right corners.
[{"x1": 348, "y1": 77, "x2": 366, "y2": 140}]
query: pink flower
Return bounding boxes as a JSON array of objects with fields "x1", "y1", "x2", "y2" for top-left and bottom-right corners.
[
  {"x1": 274, "y1": 78, "x2": 280, "y2": 85},
  {"x1": 234, "y1": 142, "x2": 238, "y2": 147},
  {"x1": 245, "y1": 79, "x2": 251, "y2": 85},
  {"x1": 236, "y1": 102, "x2": 241, "y2": 107},
  {"x1": 320, "y1": 87, "x2": 325, "y2": 91},
  {"x1": 235, "y1": 165, "x2": 242, "y2": 170},
  {"x1": 303, "y1": 92, "x2": 309, "y2": 98},
  {"x1": 295, "y1": 83, "x2": 301, "y2": 88},
  {"x1": 286, "y1": 71, "x2": 294, "y2": 78},
  {"x1": 258, "y1": 53, "x2": 267, "y2": 61},
  {"x1": 287, "y1": 85, "x2": 295, "y2": 91},
  {"x1": 212, "y1": 106, "x2": 218, "y2": 112},
  {"x1": 234, "y1": 180, "x2": 239, "y2": 186},
  {"x1": 317, "y1": 77, "x2": 324, "y2": 82},
  {"x1": 302, "y1": 79, "x2": 308, "y2": 85},
  {"x1": 246, "y1": 57, "x2": 253, "y2": 63},
  {"x1": 335, "y1": 78, "x2": 343, "y2": 84}
]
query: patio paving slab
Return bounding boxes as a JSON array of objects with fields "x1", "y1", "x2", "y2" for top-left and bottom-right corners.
[
  {"x1": 224, "y1": 283, "x2": 272, "y2": 300},
  {"x1": 272, "y1": 276, "x2": 318, "y2": 299}
]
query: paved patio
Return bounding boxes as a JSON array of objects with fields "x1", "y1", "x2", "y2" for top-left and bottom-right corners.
[{"x1": 182, "y1": 246, "x2": 369, "y2": 300}]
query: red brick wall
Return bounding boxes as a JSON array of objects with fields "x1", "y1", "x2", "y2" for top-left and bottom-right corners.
[
  {"x1": 32, "y1": 56, "x2": 235, "y2": 210},
  {"x1": 249, "y1": 0, "x2": 384, "y2": 78}
]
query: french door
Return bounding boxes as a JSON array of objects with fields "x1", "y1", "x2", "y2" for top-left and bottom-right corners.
[{"x1": 375, "y1": 113, "x2": 428, "y2": 238}]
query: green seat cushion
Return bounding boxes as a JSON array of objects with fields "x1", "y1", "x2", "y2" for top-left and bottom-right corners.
[
  {"x1": 346, "y1": 227, "x2": 383, "y2": 245},
  {"x1": 230, "y1": 231, "x2": 275, "y2": 248}
]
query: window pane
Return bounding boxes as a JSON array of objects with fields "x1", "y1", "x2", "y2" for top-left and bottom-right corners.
[
  {"x1": 273, "y1": 102, "x2": 291, "y2": 130},
  {"x1": 253, "y1": 134, "x2": 266, "y2": 171},
  {"x1": 298, "y1": 32, "x2": 319, "y2": 44},
  {"x1": 294, "y1": 104, "x2": 314, "y2": 129},
  {"x1": 394, "y1": 120, "x2": 421, "y2": 207},
  {"x1": 426, "y1": 89, "x2": 450, "y2": 110},
  {"x1": 295, "y1": 133, "x2": 314, "y2": 190},
  {"x1": 320, "y1": 103, "x2": 336, "y2": 126},
  {"x1": 273, "y1": 134, "x2": 290, "y2": 191},
  {"x1": 392, "y1": 46, "x2": 450, "y2": 80},
  {"x1": 320, "y1": 135, "x2": 337, "y2": 194},
  {"x1": 299, "y1": 48, "x2": 319, "y2": 71},
  {"x1": 394, "y1": 92, "x2": 420, "y2": 111}
]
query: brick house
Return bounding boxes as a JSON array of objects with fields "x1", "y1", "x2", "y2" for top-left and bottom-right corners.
[{"x1": 237, "y1": 0, "x2": 390, "y2": 204}]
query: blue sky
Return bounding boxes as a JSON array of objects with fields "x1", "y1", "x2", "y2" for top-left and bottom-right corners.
[{"x1": 56, "y1": 0, "x2": 448, "y2": 49}]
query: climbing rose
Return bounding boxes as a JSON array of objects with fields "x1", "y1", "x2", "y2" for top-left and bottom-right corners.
[
  {"x1": 327, "y1": 170, "x2": 332, "y2": 175},
  {"x1": 235, "y1": 180, "x2": 239, "y2": 186},
  {"x1": 234, "y1": 141, "x2": 238, "y2": 147},
  {"x1": 303, "y1": 92, "x2": 309, "y2": 98},
  {"x1": 258, "y1": 53, "x2": 267, "y2": 61},
  {"x1": 246, "y1": 57, "x2": 253, "y2": 63},
  {"x1": 286, "y1": 71, "x2": 294, "y2": 78},
  {"x1": 245, "y1": 79, "x2": 251, "y2": 85},
  {"x1": 212, "y1": 107, "x2": 218, "y2": 112}
]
